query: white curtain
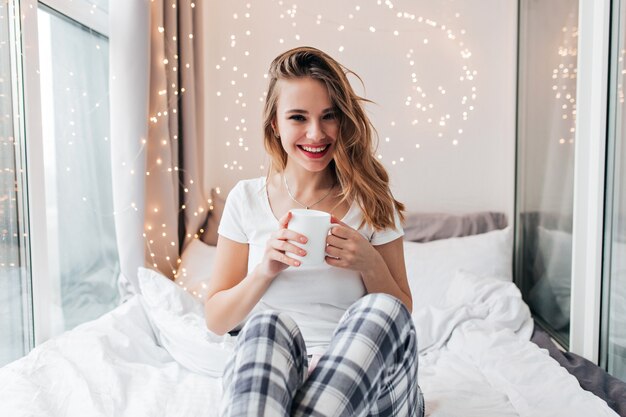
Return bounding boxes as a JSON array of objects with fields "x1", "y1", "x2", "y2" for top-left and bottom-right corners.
[
  {"x1": 110, "y1": 0, "x2": 150, "y2": 295},
  {"x1": 110, "y1": 0, "x2": 207, "y2": 294}
]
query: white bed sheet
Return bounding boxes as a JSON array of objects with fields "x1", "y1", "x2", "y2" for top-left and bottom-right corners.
[
  {"x1": 0, "y1": 297, "x2": 221, "y2": 416},
  {"x1": 0, "y1": 269, "x2": 618, "y2": 417}
]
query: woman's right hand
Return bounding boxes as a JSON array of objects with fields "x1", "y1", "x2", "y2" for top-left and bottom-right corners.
[{"x1": 256, "y1": 211, "x2": 308, "y2": 281}]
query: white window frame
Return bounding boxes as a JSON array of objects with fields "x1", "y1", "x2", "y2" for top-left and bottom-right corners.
[
  {"x1": 7, "y1": 0, "x2": 35, "y2": 355},
  {"x1": 40, "y1": 0, "x2": 108, "y2": 37},
  {"x1": 17, "y1": 0, "x2": 109, "y2": 345},
  {"x1": 570, "y1": 0, "x2": 611, "y2": 363}
]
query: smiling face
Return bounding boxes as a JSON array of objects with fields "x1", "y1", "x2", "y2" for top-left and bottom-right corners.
[{"x1": 273, "y1": 77, "x2": 339, "y2": 173}]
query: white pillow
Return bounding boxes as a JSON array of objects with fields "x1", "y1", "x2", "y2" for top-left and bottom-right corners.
[
  {"x1": 138, "y1": 267, "x2": 234, "y2": 376},
  {"x1": 175, "y1": 239, "x2": 218, "y2": 301},
  {"x1": 174, "y1": 228, "x2": 513, "y2": 315},
  {"x1": 404, "y1": 227, "x2": 513, "y2": 312}
]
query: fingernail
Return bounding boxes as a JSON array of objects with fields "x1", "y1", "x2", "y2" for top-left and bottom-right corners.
[
  {"x1": 300, "y1": 237, "x2": 307, "y2": 243},
  {"x1": 294, "y1": 261, "x2": 300, "y2": 266},
  {"x1": 300, "y1": 250, "x2": 306, "y2": 255}
]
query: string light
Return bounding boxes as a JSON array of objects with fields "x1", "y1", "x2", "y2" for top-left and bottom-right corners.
[
  {"x1": 3, "y1": 2, "x2": 486, "y2": 291},
  {"x1": 552, "y1": 21, "x2": 578, "y2": 145},
  {"x1": 140, "y1": 1, "x2": 213, "y2": 279},
  {"x1": 212, "y1": 1, "x2": 478, "y2": 175}
]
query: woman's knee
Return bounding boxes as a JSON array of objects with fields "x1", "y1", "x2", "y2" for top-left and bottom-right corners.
[
  {"x1": 351, "y1": 293, "x2": 412, "y2": 325},
  {"x1": 361, "y1": 295, "x2": 419, "y2": 368}
]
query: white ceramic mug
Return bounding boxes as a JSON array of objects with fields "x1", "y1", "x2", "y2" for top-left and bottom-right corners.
[{"x1": 288, "y1": 209, "x2": 333, "y2": 266}]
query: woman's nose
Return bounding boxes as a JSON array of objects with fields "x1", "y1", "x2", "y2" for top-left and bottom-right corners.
[{"x1": 306, "y1": 121, "x2": 325, "y2": 141}]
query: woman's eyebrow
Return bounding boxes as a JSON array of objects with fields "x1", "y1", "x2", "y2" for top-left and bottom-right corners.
[
  {"x1": 285, "y1": 107, "x2": 335, "y2": 113},
  {"x1": 284, "y1": 108, "x2": 335, "y2": 114}
]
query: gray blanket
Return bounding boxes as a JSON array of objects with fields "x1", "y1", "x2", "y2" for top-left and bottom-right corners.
[{"x1": 531, "y1": 326, "x2": 626, "y2": 416}]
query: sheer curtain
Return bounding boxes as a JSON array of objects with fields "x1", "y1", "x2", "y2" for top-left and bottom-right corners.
[
  {"x1": 37, "y1": 5, "x2": 120, "y2": 332},
  {"x1": 110, "y1": 0, "x2": 207, "y2": 293}
]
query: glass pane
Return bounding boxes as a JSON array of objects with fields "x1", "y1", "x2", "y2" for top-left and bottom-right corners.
[
  {"x1": 604, "y1": 0, "x2": 626, "y2": 383},
  {"x1": 37, "y1": 5, "x2": 119, "y2": 333},
  {"x1": 0, "y1": 0, "x2": 32, "y2": 366},
  {"x1": 516, "y1": 0, "x2": 579, "y2": 347}
]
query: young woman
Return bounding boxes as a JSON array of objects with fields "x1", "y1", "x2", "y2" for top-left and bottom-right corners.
[{"x1": 204, "y1": 46, "x2": 424, "y2": 417}]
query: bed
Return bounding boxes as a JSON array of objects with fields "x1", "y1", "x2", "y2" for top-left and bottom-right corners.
[{"x1": 0, "y1": 217, "x2": 620, "y2": 416}]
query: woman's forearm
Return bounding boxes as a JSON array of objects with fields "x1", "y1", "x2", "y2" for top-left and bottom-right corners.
[
  {"x1": 204, "y1": 266, "x2": 273, "y2": 335},
  {"x1": 360, "y1": 252, "x2": 412, "y2": 313}
]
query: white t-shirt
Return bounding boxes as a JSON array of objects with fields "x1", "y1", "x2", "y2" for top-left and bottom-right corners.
[{"x1": 217, "y1": 177, "x2": 404, "y2": 354}]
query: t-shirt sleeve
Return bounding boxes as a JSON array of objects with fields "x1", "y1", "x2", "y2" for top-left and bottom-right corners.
[
  {"x1": 370, "y1": 206, "x2": 405, "y2": 246},
  {"x1": 217, "y1": 182, "x2": 248, "y2": 243}
]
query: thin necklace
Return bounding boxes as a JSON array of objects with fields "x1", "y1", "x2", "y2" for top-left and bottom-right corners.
[{"x1": 283, "y1": 174, "x2": 335, "y2": 210}]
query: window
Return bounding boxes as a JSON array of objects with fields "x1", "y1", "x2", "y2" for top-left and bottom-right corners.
[
  {"x1": 602, "y1": 0, "x2": 626, "y2": 383},
  {"x1": 0, "y1": 0, "x2": 117, "y2": 365},
  {"x1": 515, "y1": 0, "x2": 579, "y2": 348}
]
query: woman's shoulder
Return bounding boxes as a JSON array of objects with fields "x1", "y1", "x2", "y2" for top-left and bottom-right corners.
[{"x1": 228, "y1": 177, "x2": 266, "y2": 201}]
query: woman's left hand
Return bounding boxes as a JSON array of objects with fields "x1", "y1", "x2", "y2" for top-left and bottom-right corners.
[{"x1": 325, "y1": 217, "x2": 378, "y2": 272}]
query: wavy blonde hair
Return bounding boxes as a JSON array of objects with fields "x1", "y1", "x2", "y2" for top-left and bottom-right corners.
[{"x1": 263, "y1": 46, "x2": 405, "y2": 231}]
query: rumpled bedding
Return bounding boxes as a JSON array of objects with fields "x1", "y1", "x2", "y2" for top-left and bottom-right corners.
[{"x1": 0, "y1": 270, "x2": 618, "y2": 417}]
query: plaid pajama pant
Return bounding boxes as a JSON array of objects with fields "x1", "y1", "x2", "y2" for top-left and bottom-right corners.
[{"x1": 220, "y1": 293, "x2": 424, "y2": 417}]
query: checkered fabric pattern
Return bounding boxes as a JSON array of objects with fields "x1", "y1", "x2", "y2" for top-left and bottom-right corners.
[{"x1": 220, "y1": 293, "x2": 424, "y2": 417}]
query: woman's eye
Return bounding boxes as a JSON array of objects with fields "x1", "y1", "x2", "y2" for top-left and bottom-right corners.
[
  {"x1": 289, "y1": 115, "x2": 306, "y2": 122},
  {"x1": 323, "y1": 113, "x2": 336, "y2": 120}
]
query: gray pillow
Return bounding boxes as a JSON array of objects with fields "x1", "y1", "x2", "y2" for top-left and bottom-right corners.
[{"x1": 402, "y1": 212, "x2": 508, "y2": 242}]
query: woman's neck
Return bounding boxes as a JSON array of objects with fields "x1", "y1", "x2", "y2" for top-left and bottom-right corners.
[{"x1": 282, "y1": 163, "x2": 335, "y2": 192}]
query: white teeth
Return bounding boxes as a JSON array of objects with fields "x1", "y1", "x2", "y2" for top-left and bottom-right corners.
[{"x1": 301, "y1": 145, "x2": 328, "y2": 153}]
